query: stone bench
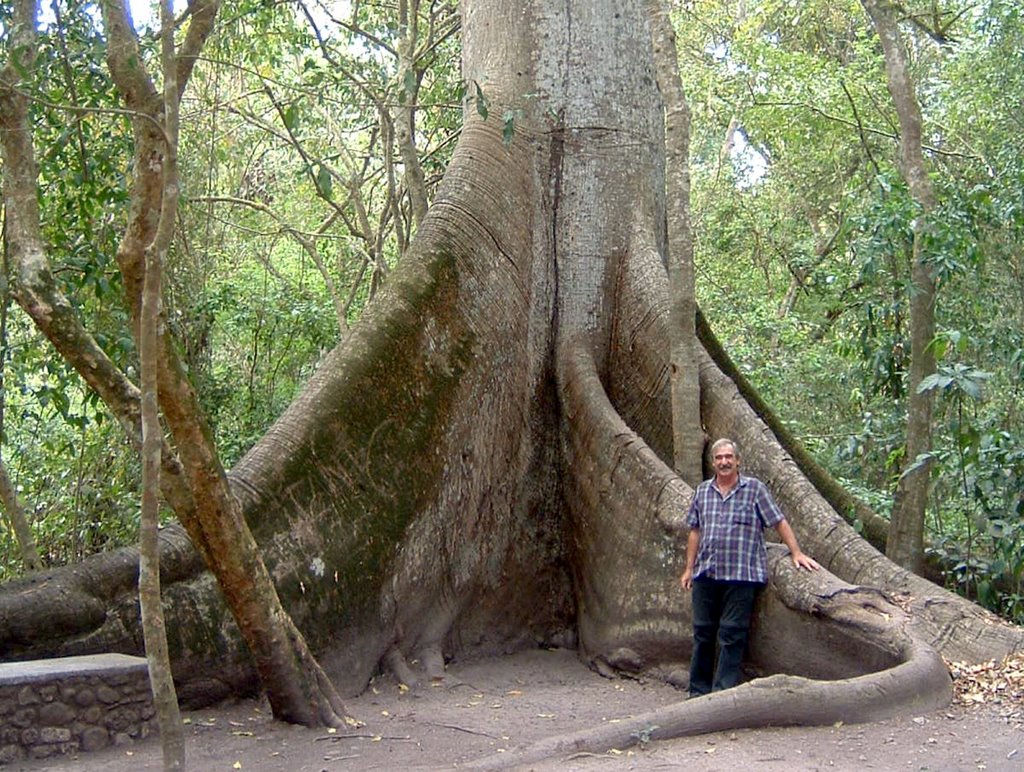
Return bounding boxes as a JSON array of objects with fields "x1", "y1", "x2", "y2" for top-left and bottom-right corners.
[{"x1": 0, "y1": 654, "x2": 155, "y2": 764}]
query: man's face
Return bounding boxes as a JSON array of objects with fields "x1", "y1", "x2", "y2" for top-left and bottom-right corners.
[{"x1": 713, "y1": 445, "x2": 738, "y2": 477}]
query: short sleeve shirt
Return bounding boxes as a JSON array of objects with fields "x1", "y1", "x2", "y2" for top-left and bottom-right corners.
[{"x1": 686, "y1": 475, "x2": 785, "y2": 584}]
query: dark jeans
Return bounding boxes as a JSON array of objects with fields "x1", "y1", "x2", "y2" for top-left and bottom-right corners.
[{"x1": 688, "y1": 578, "x2": 761, "y2": 697}]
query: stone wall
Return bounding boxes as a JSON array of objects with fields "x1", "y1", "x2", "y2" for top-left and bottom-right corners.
[{"x1": 0, "y1": 654, "x2": 155, "y2": 764}]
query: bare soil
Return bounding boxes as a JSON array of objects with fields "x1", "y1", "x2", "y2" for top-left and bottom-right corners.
[{"x1": 10, "y1": 648, "x2": 1023, "y2": 771}]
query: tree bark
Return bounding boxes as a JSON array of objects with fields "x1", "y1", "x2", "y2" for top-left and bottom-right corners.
[
  {"x1": 137, "y1": 4, "x2": 185, "y2": 767},
  {"x1": 860, "y1": 0, "x2": 938, "y2": 575},
  {"x1": 647, "y1": 0, "x2": 703, "y2": 486}
]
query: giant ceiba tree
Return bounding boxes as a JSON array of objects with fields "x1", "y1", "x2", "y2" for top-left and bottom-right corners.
[{"x1": 2, "y1": 0, "x2": 1023, "y2": 753}]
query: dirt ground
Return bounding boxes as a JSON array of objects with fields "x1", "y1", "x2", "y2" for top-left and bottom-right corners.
[{"x1": 9, "y1": 648, "x2": 1024, "y2": 771}]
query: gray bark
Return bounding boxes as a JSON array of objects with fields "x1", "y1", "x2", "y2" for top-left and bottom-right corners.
[{"x1": 646, "y1": 0, "x2": 703, "y2": 486}]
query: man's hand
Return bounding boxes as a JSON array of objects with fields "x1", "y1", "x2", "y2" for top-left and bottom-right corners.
[
  {"x1": 681, "y1": 528, "x2": 699, "y2": 590},
  {"x1": 680, "y1": 569, "x2": 693, "y2": 590},
  {"x1": 791, "y1": 551, "x2": 820, "y2": 571}
]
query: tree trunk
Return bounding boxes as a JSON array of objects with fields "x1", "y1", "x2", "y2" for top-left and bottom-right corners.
[
  {"x1": 1, "y1": 0, "x2": 1022, "y2": 743},
  {"x1": 860, "y1": 0, "x2": 938, "y2": 575},
  {"x1": 647, "y1": 0, "x2": 703, "y2": 486},
  {"x1": 137, "y1": 6, "x2": 185, "y2": 767},
  {"x1": 0, "y1": 239, "x2": 43, "y2": 573},
  {"x1": 393, "y1": 0, "x2": 430, "y2": 234},
  {"x1": 0, "y1": 460, "x2": 42, "y2": 573}
]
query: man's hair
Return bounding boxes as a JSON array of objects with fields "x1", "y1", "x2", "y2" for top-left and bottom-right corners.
[{"x1": 710, "y1": 437, "x2": 740, "y2": 459}]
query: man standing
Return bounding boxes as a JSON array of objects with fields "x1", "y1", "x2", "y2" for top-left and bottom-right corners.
[{"x1": 680, "y1": 438, "x2": 819, "y2": 698}]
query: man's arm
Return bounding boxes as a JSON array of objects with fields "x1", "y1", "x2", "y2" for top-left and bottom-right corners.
[
  {"x1": 680, "y1": 527, "x2": 700, "y2": 589},
  {"x1": 775, "y1": 519, "x2": 820, "y2": 571}
]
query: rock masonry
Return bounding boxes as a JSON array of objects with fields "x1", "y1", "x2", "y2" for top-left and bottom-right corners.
[{"x1": 0, "y1": 654, "x2": 154, "y2": 764}]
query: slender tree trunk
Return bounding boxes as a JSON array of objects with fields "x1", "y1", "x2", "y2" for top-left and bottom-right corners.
[
  {"x1": 395, "y1": 0, "x2": 430, "y2": 233},
  {"x1": 98, "y1": 0, "x2": 351, "y2": 728},
  {"x1": 0, "y1": 15, "x2": 196, "y2": 525},
  {"x1": 861, "y1": 0, "x2": 938, "y2": 575},
  {"x1": 0, "y1": 0, "x2": 350, "y2": 729},
  {"x1": 0, "y1": 460, "x2": 42, "y2": 573},
  {"x1": 137, "y1": 4, "x2": 185, "y2": 767},
  {"x1": 0, "y1": 235, "x2": 41, "y2": 572}
]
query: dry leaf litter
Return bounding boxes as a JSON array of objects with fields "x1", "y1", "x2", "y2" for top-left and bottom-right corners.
[{"x1": 946, "y1": 651, "x2": 1024, "y2": 727}]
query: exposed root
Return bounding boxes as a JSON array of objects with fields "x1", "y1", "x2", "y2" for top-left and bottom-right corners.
[
  {"x1": 314, "y1": 673, "x2": 360, "y2": 730},
  {"x1": 383, "y1": 642, "x2": 453, "y2": 691},
  {"x1": 418, "y1": 643, "x2": 446, "y2": 681},
  {"x1": 465, "y1": 641, "x2": 951, "y2": 770},
  {"x1": 385, "y1": 645, "x2": 420, "y2": 689}
]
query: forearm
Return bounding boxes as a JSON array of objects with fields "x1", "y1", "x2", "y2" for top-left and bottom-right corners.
[
  {"x1": 680, "y1": 528, "x2": 700, "y2": 588},
  {"x1": 776, "y1": 519, "x2": 820, "y2": 570},
  {"x1": 685, "y1": 528, "x2": 699, "y2": 571},
  {"x1": 775, "y1": 519, "x2": 803, "y2": 556}
]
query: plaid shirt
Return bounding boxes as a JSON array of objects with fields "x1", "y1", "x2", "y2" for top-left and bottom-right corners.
[{"x1": 686, "y1": 474, "x2": 785, "y2": 583}]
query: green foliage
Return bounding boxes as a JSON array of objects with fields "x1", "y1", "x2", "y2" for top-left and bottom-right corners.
[
  {"x1": 676, "y1": 0, "x2": 1024, "y2": 623},
  {"x1": 0, "y1": 349, "x2": 142, "y2": 582},
  {"x1": 1, "y1": 0, "x2": 462, "y2": 578}
]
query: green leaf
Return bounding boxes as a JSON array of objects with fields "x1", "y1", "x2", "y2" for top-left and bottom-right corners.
[
  {"x1": 283, "y1": 104, "x2": 300, "y2": 131},
  {"x1": 917, "y1": 373, "x2": 953, "y2": 393},
  {"x1": 317, "y1": 164, "x2": 333, "y2": 200}
]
